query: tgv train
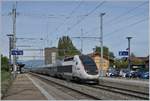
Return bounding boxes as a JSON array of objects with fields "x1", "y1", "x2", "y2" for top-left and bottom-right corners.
[{"x1": 31, "y1": 55, "x2": 99, "y2": 83}]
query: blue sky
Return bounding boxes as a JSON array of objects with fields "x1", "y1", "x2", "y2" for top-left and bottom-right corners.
[{"x1": 1, "y1": 0, "x2": 149, "y2": 61}]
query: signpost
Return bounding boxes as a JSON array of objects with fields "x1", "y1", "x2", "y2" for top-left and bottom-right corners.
[
  {"x1": 119, "y1": 51, "x2": 128, "y2": 56},
  {"x1": 11, "y1": 49, "x2": 23, "y2": 55}
]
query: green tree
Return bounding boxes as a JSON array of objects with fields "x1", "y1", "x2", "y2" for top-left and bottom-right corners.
[
  {"x1": 58, "y1": 36, "x2": 80, "y2": 57},
  {"x1": 94, "y1": 46, "x2": 109, "y2": 58},
  {"x1": 109, "y1": 52, "x2": 115, "y2": 59},
  {"x1": 1, "y1": 55, "x2": 12, "y2": 97},
  {"x1": 114, "y1": 58, "x2": 128, "y2": 69},
  {"x1": 1, "y1": 55, "x2": 9, "y2": 71},
  {"x1": 109, "y1": 52, "x2": 115, "y2": 67}
]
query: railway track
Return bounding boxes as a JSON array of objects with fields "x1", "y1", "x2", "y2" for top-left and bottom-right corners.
[
  {"x1": 30, "y1": 73, "x2": 149, "y2": 100},
  {"x1": 30, "y1": 73, "x2": 101, "y2": 100},
  {"x1": 86, "y1": 84, "x2": 149, "y2": 100}
]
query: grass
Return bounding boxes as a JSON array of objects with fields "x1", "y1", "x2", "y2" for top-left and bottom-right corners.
[
  {"x1": 1, "y1": 70, "x2": 13, "y2": 98},
  {"x1": 1, "y1": 70, "x2": 11, "y2": 81}
]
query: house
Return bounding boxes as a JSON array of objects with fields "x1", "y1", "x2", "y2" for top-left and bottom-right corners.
[
  {"x1": 130, "y1": 56, "x2": 149, "y2": 70},
  {"x1": 88, "y1": 52, "x2": 109, "y2": 74}
]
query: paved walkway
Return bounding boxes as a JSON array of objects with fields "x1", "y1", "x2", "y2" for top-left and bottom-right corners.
[
  {"x1": 3, "y1": 73, "x2": 47, "y2": 100},
  {"x1": 101, "y1": 77, "x2": 149, "y2": 87}
]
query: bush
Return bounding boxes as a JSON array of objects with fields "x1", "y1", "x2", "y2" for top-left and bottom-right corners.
[
  {"x1": 1, "y1": 70, "x2": 11, "y2": 82},
  {"x1": 1, "y1": 70, "x2": 12, "y2": 98},
  {"x1": 1, "y1": 55, "x2": 10, "y2": 71}
]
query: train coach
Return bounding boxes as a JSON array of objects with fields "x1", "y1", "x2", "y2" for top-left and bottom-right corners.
[{"x1": 31, "y1": 55, "x2": 99, "y2": 83}]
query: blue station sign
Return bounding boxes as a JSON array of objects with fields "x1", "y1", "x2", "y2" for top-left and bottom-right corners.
[
  {"x1": 11, "y1": 49, "x2": 23, "y2": 55},
  {"x1": 119, "y1": 51, "x2": 128, "y2": 56}
]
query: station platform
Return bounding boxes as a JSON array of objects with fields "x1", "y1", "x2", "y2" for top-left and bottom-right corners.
[
  {"x1": 2, "y1": 73, "x2": 47, "y2": 100},
  {"x1": 100, "y1": 77, "x2": 149, "y2": 87},
  {"x1": 99, "y1": 77, "x2": 149, "y2": 94}
]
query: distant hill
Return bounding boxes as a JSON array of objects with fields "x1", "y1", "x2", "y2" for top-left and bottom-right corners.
[{"x1": 19, "y1": 60, "x2": 44, "y2": 68}]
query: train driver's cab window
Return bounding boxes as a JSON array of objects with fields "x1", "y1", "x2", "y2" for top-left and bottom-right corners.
[{"x1": 64, "y1": 57, "x2": 74, "y2": 61}]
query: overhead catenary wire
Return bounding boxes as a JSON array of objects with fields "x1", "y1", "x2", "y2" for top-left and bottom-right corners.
[
  {"x1": 72, "y1": 17, "x2": 148, "y2": 50},
  {"x1": 104, "y1": 18, "x2": 148, "y2": 40},
  {"x1": 77, "y1": 18, "x2": 148, "y2": 44},
  {"x1": 105, "y1": 1, "x2": 148, "y2": 25},
  {"x1": 107, "y1": 11, "x2": 147, "y2": 27},
  {"x1": 103, "y1": 19, "x2": 148, "y2": 47},
  {"x1": 80, "y1": 1, "x2": 148, "y2": 36},
  {"x1": 45, "y1": 1, "x2": 84, "y2": 47},
  {"x1": 54, "y1": 0, "x2": 84, "y2": 33},
  {"x1": 67, "y1": 2, "x2": 148, "y2": 54},
  {"x1": 16, "y1": 37, "x2": 44, "y2": 40},
  {"x1": 3, "y1": 1, "x2": 148, "y2": 59},
  {"x1": 63, "y1": 1, "x2": 106, "y2": 34}
]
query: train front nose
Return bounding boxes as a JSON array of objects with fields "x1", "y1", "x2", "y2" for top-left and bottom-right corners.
[
  {"x1": 82, "y1": 73, "x2": 99, "y2": 83},
  {"x1": 85, "y1": 69, "x2": 98, "y2": 75}
]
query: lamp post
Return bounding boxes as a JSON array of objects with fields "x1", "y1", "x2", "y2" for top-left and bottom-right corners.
[
  {"x1": 12, "y1": 3, "x2": 17, "y2": 79},
  {"x1": 99, "y1": 13, "x2": 105, "y2": 78},
  {"x1": 126, "y1": 37, "x2": 132, "y2": 71}
]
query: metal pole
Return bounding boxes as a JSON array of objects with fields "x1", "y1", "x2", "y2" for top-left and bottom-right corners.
[
  {"x1": 12, "y1": 3, "x2": 17, "y2": 79},
  {"x1": 9, "y1": 37, "x2": 12, "y2": 66},
  {"x1": 99, "y1": 13, "x2": 105, "y2": 78},
  {"x1": 81, "y1": 28, "x2": 83, "y2": 54},
  {"x1": 126, "y1": 37, "x2": 132, "y2": 71},
  {"x1": 7, "y1": 34, "x2": 13, "y2": 71}
]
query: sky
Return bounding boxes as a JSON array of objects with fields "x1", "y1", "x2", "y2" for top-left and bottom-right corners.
[{"x1": 1, "y1": 0, "x2": 149, "y2": 61}]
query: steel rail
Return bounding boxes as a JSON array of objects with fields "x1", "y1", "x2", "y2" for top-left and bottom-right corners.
[
  {"x1": 85, "y1": 84, "x2": 149, "y2": 100},
  {"x1": 30, "y1": 73, "x2": 101, "y2": 100}
]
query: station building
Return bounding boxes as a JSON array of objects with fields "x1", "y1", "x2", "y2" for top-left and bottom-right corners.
[
  {"x1": 88, "y1": 52, "x2": 110, "y2": 75},
  {"x1": 44, "y1": 47, "x2": 58, "y2": 65}
]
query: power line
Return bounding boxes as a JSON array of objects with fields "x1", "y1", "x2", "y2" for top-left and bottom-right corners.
[
  {"x1": 63, "y1": 1, "x2": 106, "y2": 34},
  {"x1": 45, "y1": 1, "x2": 84, "y2": 48},
  {"x1": 67, "y1": 0, "x2": 83, "y2": 18},
  {"x1": 73, "y1": 18, "x2": 147, "y2": 47},
  {"x1": 16, "y1": 37, "x2": 44, "y2": 40},
  {"x1": 83, "y1": 11, "x2": 146, "y2": 36},
  {"x1": 19, "y1": 13, "x2": 57, "y2": 19},
  {"x1": 80, "y1": 1, "x2": 147, "y2": 36},
  {"x1": 22, "y1": 49, "x2": 44, "y2": 51},
  {"x1": 107, "y1": 11, "x2": 147, "y2": 27},
  {"x1": 72, "y1": 36, "x2": 100, "y2": 39},
  {"x1": 54, "y1": 1, "x2": 84, "y2": 33},
  {"x1": 105, "y1": 1, "x2": 148, "y2": 25},
  {"x1": 104, "y1": 18, "x2": 148, "y2": 39}
]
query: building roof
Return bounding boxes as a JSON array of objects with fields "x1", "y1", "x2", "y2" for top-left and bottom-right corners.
[
  {"x1": 130, "y1": 56, "x2": 149, "y2": 62},
  {"x1": 130, "y1": 56, "x2": 149, "y2": 63},
  {"x1": 88, "y1": 52, "x2": 109, "y2": 60}
]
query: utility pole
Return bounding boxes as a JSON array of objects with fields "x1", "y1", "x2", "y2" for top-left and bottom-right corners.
[
  {"x1": 12, "y1": 2, "x2": 17, "y2": 79},
  {"x1": 80, "y1": 28, "x2": 83, "y2": 54},
  {"x1": 99, "y1": 13, "x2": 105, "y2": 78},
  {"x1": 7, "y1": 34, "x2": 14, "y2": 70},
  {"x1": 126, "y1": 37, "x2": 132, "y2": 71}
]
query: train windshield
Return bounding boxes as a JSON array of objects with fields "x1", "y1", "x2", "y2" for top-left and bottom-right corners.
[{"x1": 79, "y1": 55, "x2": 98, "y2": 75}]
